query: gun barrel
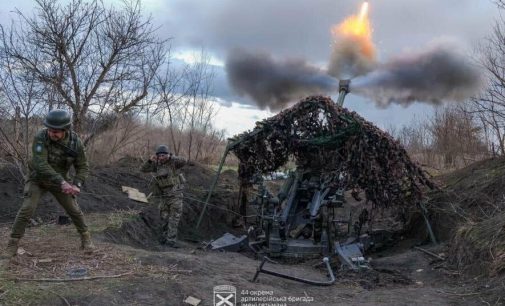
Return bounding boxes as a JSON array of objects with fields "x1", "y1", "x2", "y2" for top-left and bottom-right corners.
[{"x1": 336, "y1": 79, "x2": 350, "y2": 107}]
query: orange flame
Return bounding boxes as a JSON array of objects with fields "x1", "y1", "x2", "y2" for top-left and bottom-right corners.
[{"x1": 332, "y1": 2, "x2": 375, "y2": 59}]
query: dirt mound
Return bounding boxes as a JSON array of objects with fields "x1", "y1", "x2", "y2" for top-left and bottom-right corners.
[
  {"x1": 0, "y1": 157, "x2": 242, "y2": 244},
  {"x1": 427, "y1": 157, "x2": 505, "y2": 241},
  {"x1": 101, "y1": 160, "x2": 242, "y2": 248},
  {"x1": 435, "y1": 157, "x2": 505, "y2": 216},
  {"x1": 101, "y1": 205, "x2": 165, "y2": 251},
  {"x1": 82, "y1": 157, "x2": 150, "y2": 211},
  {"x1": 0, "y1": 158, "x2": 148, "y2": 225},
  {"x1": 0, "y1": 166, "x2": 25, "y2": 223},
  {"x1": 423, "y1": 156, "x2": 505, "y2": 303},
  {"x1": 450, "y1": 212, "x2": 505, "y2": 275}
]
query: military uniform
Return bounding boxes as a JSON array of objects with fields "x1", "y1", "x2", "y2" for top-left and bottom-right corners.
[
  {"x1": 10, "y1": 129, "x2": 90, "y2": 240},
  {"x1": 141, "y1": 154, "x2": 188, "y2": 244},
  {"x1": 2, "y1": 110, "x2": 94, "y2": 258}
]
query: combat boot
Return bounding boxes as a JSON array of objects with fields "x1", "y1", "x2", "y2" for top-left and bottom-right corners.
[
  {"x1": 80, "y1": 231, "x2": 95, "y2": 253},
  {"x1": 2, "y1": 238, "x2": 20, "y2": 258}
]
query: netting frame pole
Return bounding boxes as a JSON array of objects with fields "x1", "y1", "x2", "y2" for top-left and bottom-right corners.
[
  {"x1": 419, "y1": 201, "x2": 438, "y2": 244},
  {"x1": 195, "y1": 142, "x2": 231, "y2": 230}
]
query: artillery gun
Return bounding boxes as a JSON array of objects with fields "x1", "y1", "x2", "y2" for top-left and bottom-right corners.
[{"x1": 197, "y1": 80, "x2": 435, "y2": 285}]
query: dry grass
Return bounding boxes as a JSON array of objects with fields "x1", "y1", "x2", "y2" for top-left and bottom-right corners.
[
  {"x1": 0, "y1": 116, "x2": 230, "y2": 171},
  {"x1": 0, "y1": 213, "x2": 188, "y2": 305},
  {"x1": 451, "y1": 212, "x2": 505, "y2": 276},
  {"x1": 106, "y1": 209, "x2": 142, "y2": 230},
  {"x1": 423, "y1": 156, "x2": 505, "y2": 287},
  {"x1": 86, "y1": 117, "x2": 229, "y2": 167},
  {"x1": 0, "y1": 213, "x2": 186, "y2": 280}
]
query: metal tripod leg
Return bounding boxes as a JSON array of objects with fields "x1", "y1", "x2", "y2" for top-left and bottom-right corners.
[{"x1": 252, "y1": 256, "x2": 336, "y2": 286}]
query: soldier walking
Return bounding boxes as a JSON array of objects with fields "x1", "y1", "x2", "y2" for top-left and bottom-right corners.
[
  {"x1": 141, "y1": 145, "x2": 190, "y2": 248},
  {"x1": 3, "y1": 109, "x2": 94, "y2": 258}
]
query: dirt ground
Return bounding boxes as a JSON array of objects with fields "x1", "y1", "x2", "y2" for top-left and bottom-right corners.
[
  {"x1": 0, "y1": 159, "x2": 502, "y2": 305},
  {"x1": 0, "y1": 215, "x2": 489, "y2": 306},
  {"x1": 0, "y1": 157, "x2": 241, "y2": 240}
]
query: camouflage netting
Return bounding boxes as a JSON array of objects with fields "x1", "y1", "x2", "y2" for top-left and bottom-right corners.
[{"x1": 230, "y1": 95, "x2": 434, "y2": 208}]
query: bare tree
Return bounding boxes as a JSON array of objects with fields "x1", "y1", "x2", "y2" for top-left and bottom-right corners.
[
  {"x1": 153, "y1": 54, "x2": 191, "y2": 155},
  {"x1": 182, "y1": 51, "x2": 219, "y2": 161},
  {"x1": 152, "y1": 49, "x2": 223, "y2": 161},
  {"x1": 86, "y1": 111, "x2": 145, "y2": 165},
  {"x1": 472, "y1": 5, "x2": 505, "y2": 155},
  {"x1": 0, "y1": 0, "x2": 167, "y2": 134},
  {"x1": 388, "y1": 117, "x2": 434, "y2": 166},
  {"x1": 0, "y1": 40, "x2": 47, "y2": 172},
  {"x1": 390, "y1": 105, "x2": 488, "y2": 169},
  {"x1": 428, "y1": 105, "x2": 487, "y2": 168}
]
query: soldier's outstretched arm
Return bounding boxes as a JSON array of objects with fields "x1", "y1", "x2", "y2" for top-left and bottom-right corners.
[
  {"x1": 140, "y1": 158, "x2": 157, "y2": 172},
  {"x1": 73, "y1": 136, "x2": 89, "y2": 186},
  {"x1": 31, "y1": 136, "x2": 64, "y2": 185},
  {"x1": 171, "y1": 155, "x2": 191, "y2": 169}
]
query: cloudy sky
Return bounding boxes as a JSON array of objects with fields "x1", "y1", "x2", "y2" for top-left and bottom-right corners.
[{"x1": 0, "y1": 0, "x2": 500, "y2": 136}]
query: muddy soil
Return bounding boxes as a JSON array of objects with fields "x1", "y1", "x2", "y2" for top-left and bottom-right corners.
[
  {"x1": 0, "y1": 216, "x2": 484, "y2": 306},
  {"x1": 0, "y1": 159, "x2": 503, "y2": 305},
  {"x1": 0, "y1": 159, "x2": 148, "y2": 225},
  {"x1": 0, "y1": 158, "x2": 241, "y2": 240}
]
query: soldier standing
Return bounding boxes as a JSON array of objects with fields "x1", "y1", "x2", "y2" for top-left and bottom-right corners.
[
  {"x1": 3, "y1": 109, "x2": 94, "y2": 258},
  {"x1": 141, "y1": 145, "x2": 190, "y2": 248}
]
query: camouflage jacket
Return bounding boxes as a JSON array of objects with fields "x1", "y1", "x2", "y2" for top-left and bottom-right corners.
[
  {"x1": 140, "y1": 155, "x2": 188, "y2": 194},
  {"x1": 28, "y1": 129, "x2": 89, "y2": 186}
]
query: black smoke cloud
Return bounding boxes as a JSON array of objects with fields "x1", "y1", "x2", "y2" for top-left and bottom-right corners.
[
  {"x1": 350, "y1": 43, "x2": 483, "y2": 107},
  {"x1": 225, "y1": 49, "x2": 338, "y2": 110},
  {"x1": 226, "y1": 43, "x2": 483, "y2": 110}
]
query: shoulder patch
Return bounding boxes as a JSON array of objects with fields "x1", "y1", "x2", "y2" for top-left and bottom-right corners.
[{"x1": 35, "y1": 143, "x2": 43, "y2": 153}]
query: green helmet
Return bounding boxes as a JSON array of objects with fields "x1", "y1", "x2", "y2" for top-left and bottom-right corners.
[
  {"x1": 43, "y1": 109, "x2": 71, "y2": 130},
  {"x1": 156, "y1": 144, "x2": 170, "y2": 155}
]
